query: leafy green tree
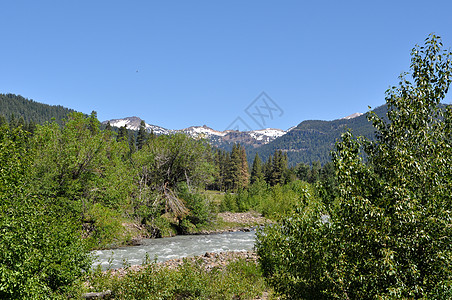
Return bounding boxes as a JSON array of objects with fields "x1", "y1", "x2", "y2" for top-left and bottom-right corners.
[
  {"x1": 29, "y1": 112, "x2": 133, "y2": 216},
  {"x1": 256, "y1": 34, "x2": 452, "y2": 299},
  {"x1": 132, "y1": 134, "x2": 214, "y2": 219},
  {"x1": 0, "y1": 125, "x2": 90, "y2": 299}
]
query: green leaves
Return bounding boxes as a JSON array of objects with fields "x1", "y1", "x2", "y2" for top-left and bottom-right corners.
[
  {"x1": 0, "y1": 125, "x2": 91, "y2": 299},
  {"x1": 329, "y1": 33, "x2": 452, "y2": 298},
  {"x1": 257, "y1": 34, "x2": 452, "y2": 299}
]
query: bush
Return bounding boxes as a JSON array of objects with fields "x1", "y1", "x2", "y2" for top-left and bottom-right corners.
[
  {"x1": 256, "y1": 204, "x2": 330, "y2": 299},
  {"x1": 86, "y1": 258, "x2": 267, "y2": 299},
  {"x1": 0, "y1": 125, "x2": 91, "y2": 299},
  {"x1": 85, "y1": 203, "x2": 126, "y2": 249},
  {"x1": 256, "y1": 34, "x2": 452, "y2": 299},
  {"x1": 219, "y1": 180, "x2": 314, "y2": 220}
]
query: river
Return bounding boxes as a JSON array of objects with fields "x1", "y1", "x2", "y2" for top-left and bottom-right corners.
[{"x1": 92, "y1": 230, "x2": 256, "y2": 270}]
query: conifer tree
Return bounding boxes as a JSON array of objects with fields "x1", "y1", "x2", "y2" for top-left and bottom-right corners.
[
  {"x1": 228, "y1": 144, "x2": 241, "y2": 190},
  {"x1": 149, "y1": 128, "x2": 155, "y2": 140},
  {"x1": 136, "y1": 120, "x2": 148, "y2": 150},
  {"x1": 239, "y1": 146, "x2": 249, "y2": 189},
  {"x1": 105, "y1": 121, "x2": 112, "y2": 131},
  {"x1": 263, "y1": 154, "x2": 273, "y2": 184},
  {"x1": 117, "y1": 125, "x2": 128, "y2": 142},
  {"x1": 250, "y1": 153, "x2": 264, "y2": 184},
  {"x1": 88, "y1": 111, "x2": 99, "y2": 134}
]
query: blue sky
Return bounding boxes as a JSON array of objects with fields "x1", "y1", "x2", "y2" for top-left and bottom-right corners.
[{"x1": 1, "y1": 1, "x2": 452, "y2": 131}]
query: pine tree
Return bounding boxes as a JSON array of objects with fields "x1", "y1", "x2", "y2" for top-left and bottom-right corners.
[
  {"x1": 149, "y1": 128, "x2": 155, "y2": 140},
  {"x1": 88, "y1": 111, "x2": 99, "y2": 135},
  {"x1": 117, "y1": 125, "x2": 128, "y2": 142},
  {"x1": 136, "y1": 120, "x2": 148, "y2": 150},
  {"x1": 268, "y1": 150, "x2": 288, "y2": 186},
  {"x1": 229, "y1": 144, "x2": 241, "y2": 190},
  {"x1": 263, "y1": 154, "x2": 273, "y2": 185},
  {"x1": 239, "y1": 146, "x2": 249, "y2": 189},
  {"x1": 250, "y1": 153, "x2": 264, "y2": 184}
]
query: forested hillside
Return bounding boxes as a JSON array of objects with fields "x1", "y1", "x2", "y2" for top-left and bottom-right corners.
[
  {"x1": 0, "y1": 93, "x2": 77, "y2": 125},
  {"x1": 251, "y1": 104, "x2": 388, "y2": 165}
]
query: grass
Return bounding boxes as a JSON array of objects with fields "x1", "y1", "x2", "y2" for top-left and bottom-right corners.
[{"x1": 201, "y1": 190, "x2": 225, "y2": 207}]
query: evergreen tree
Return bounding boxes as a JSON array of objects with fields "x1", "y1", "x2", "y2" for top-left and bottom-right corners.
[
  {"x1": 105, "y1": 121, "x2": 112, "y2": 131},
  {"x1": 149, "y1": 128, "x2": 156, "y2": 140},
  {"x1": 136, "y1": 120, "x2": 148, "y2": 150},
  {"x1": 250, "y1": 153, "x2": 264, "y2": 184},
  {"x1": 263, "y1": 154, "x2": 273, "y2": 184},
  {"x1": 307, "y1": 161, "x2": 321, "y2": 183},
  {"x1": 0, "y1": 115, "x2": 7, "y2": 127},
  {"x1": 117, "y1": 125, "x2": 128, "y2": 142},
  {"x1": 88, "y1": 111, "x2": 99, "y2": 134},
  {"x1": 296, "y1": 163, "x2": 310, "y2": 181},
  {"x1": 239, "y1": 146, "x2": 249, "y2": 189},
  {"x1": 269, "y1": 150, "x2": 288, "y2": 186},
  {"x1": 228, "y1": 144, "x2": 242, "y2": 190}
]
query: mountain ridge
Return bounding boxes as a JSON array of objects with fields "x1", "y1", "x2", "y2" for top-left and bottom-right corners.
[
  {"x1": 103, "y1": 117, "x2": 288, "y2": 148},
  {"x1": 1, "y1": 92, "x2": 380, "y2": 166}
]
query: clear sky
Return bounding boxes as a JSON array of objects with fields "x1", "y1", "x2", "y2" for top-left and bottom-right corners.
[{"x1": 1, "y1": 1, "x2": 452, "y2": 131}]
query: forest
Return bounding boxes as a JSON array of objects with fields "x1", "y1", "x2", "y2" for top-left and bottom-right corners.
[{"x1": 0, "y1": 34, "x2": 451, "y2": 299}]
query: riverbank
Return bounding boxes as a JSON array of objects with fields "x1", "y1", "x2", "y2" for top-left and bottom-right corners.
[
  {"x1": 105, "y1": 250, "x2": 259, "y2": 277},
  {"x1": 85, "y1": 250, "x2": 276, "y2": 299},
  {"x1": 116, "y1": 211, "x2": 271, "y2": 248}
]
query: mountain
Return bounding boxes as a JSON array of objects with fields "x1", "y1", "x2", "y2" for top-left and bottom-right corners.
[
  {"x1": 2, "y1": 92, "x2": 388, "y2": 166},
  {"x1": 103, "y1": 117, "x2": 287, "y2": 149},
  {"x1": 250, "y1": 105, "x2": 388, "y2": 166},
  {"x1": 0, "y1": 93, "x2": 77, "y2": 125},
  {"x1": 341, "y1": 112, "x2": 364, "y2": 119},
  {"x1": 106, "y1": 116, "x2": 173, "y2": 135},
  {"x1": 103, "y1": 107, "x2": 386, "y2": 166}
]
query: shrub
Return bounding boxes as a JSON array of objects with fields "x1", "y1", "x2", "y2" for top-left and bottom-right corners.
[{"x1": 256, "y1": 34, "x2": 452, "y2": 299}]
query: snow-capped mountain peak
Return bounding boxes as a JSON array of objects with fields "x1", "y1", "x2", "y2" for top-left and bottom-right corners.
[
  {"x1": 341, "y1": 112, "x2": 363, "y2": 120},
  {"x1": 181, "y1": 125, "x2": 227, "y2": 137},
  {"x1": 103, "y1": 116, "x2": 173, "y2": 135},
  {"x1": 102, "y1": 117, "x2": 287, "y2": 147}
]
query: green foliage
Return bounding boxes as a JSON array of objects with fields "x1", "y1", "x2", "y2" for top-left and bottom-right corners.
[
  {"x1": 219, "y1": 192, "x2": 239, "y2": 212},
  {"x1": 0, "y1": 93, "x2": 77, "y2": 126},
  {"x1": 249, "y1": 105, "x2": 387, "y2": 166},
  {"x1": 210, "y1": 144, "x2": 249, "y2": 191},
  {"x1": 220, "y1": 180, "x2": 314, "y2": 220},
  {"x1": 135, "y1": 120, "x2": 148, "y2": 150},
  {"x1": 84, "y1": 203, "x2": 126, "y2": 249},
  {"x1": 250, "y1": 152, "x2": 264, "y2": 184},
  {"x1": 132, "y1": 133, "x2": 215, "y2": 219},
  {"x1": 256, "y1": 34, "x2": 452, "y2": 299},
  {"x1": 177, "y1": 184, "x2": 213, "y2": 227},
  {"x1": 86, "y1": 258, "x2": 267, "y2": 299},
  {"x1": 0, "y1": 125, "x2": 90, "y2": 299},
  {"x1": 29, "y1": 112, "x2": 132, "y2": 212},
  {"x1": 256, "y1": 201, "x2": 330, "y2": 299},
  {"x1": 331, "y1": 34, "x2": 452, "y2": 299}
]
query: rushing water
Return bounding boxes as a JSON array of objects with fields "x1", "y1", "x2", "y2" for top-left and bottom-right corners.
[{"x1": 92, "y1": 230, "x2": 256, "y2": 270}]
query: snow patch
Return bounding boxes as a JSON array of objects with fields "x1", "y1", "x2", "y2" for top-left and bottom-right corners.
[{"x1": 341, "y1": 112, "x2": 363, "y2": 120}]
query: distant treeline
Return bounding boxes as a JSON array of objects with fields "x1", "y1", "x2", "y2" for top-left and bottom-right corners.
[{"x1": 0, "y1": 93, "x2": 77, "y2": 126}]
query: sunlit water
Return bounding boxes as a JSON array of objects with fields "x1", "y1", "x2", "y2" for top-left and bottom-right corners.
[{"x1": 91, "y1": 231, "x2": 256, "y2": 270}]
